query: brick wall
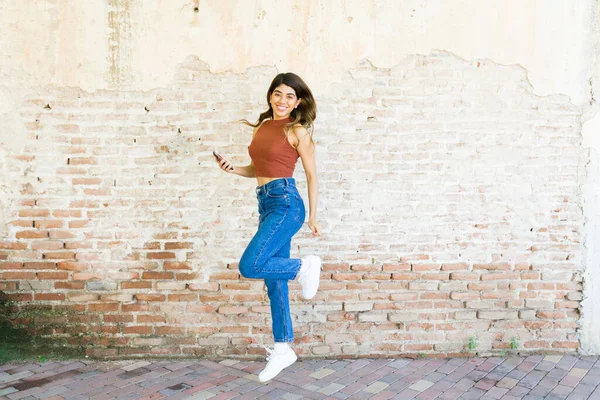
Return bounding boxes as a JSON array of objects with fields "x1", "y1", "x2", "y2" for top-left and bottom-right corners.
[{"x1": 0, "y1": 52, "x2": 586, "y2": 358}]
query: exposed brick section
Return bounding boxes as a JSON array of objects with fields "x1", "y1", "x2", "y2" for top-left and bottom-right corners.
[{"x1": 0, "y1": 54, "x2": 585, "y2": 358}]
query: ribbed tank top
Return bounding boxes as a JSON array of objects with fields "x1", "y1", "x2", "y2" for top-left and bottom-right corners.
[{"x1": 248, "y1": 117, "x2": 299, "y2": 178}]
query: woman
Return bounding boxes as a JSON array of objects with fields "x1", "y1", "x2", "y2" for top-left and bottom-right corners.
[{"x1": 214, "y1": 72, "x2": 321, "y2": 382}]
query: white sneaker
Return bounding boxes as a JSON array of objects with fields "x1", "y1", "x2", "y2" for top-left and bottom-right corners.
[
  {"x1": 258, "y1": 346, "x2": 297, "y2": 382},
  {"x1": 298, "y1": 255, "x2": 321, "y2": 300}
]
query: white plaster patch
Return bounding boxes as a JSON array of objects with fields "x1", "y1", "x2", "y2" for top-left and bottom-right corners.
[{"x1": 581, "y1": 149, "x2": 600, "y2": 354}]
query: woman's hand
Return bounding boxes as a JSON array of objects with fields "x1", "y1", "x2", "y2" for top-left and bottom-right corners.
[
  {"x1": 308, "y1": 219, "x2": 321, "y2": 236},
  {"x1": 215, "y1": 156, "x2": 235, "y2": 173}
]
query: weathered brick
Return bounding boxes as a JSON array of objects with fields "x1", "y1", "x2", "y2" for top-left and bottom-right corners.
[
  {"x1": 146, "y1": 252, "x2": 176, "y2": 260},
  {"x1": 87, "y1": 281, "x2": 117, "y2": 291},
  {"x1": 68, "y1": 293, "x2": 100, "y2": 302},
  {"x1": 0, "y1": 262, "x2": 24, "y2": 269},
  {"x1": 16, "y1": 230, "x2": 49, "y2": 239},
  {"x1": 34, "y1": 292, "x2": 65, "y2": 301},
  {"x1": 37, "y1": 271, "x2": 69, "y2": 280},
  {"x1": 164, "y1": 262, "x2": 192, "y2": 270},
  {"x1": 344, "y1": 302, "x2": 374, "y2": 312},
  {"x1": 142, "y1": 271, "x2": 173, "y2": 280},
  {"x1": 100, "y1": 294, "x2": 134, "y2": 302},
  {"x1": 121, "y1": 281, "x2": 152, "y2": 289},
  {"x1": 218, "y1": 306, "x2": 248, "y2": 314},
  {"x1": 135, "y1": 294, "x2": 166, "y2": 301}
]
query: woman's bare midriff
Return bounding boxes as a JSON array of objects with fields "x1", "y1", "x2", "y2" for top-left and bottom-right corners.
[{"x1": 256, "y1": 176, "x2": 291, "y2": 186}]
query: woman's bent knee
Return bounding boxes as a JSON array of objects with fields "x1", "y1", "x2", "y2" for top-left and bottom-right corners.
[{"x1": 238, "y1": 255, "x2": 257, "y2": 278}]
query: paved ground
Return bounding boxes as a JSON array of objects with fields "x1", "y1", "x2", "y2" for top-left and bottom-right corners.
[{"x1": 1, "y1": 355, "x2": 599, "y2": 399}]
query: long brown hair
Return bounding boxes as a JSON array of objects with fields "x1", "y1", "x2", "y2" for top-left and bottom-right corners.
[{"x1": 242, "y1": 73, "x2": 317, "y2": 134}]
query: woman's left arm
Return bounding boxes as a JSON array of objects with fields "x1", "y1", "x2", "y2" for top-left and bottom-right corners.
[{"x1": 294, "y1": 126, "x2": 321, "y2": 236}]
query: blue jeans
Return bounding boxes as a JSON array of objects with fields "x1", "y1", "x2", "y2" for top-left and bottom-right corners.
[{"x1": 238, "y1": 178, "x2": 305, "y2": 343}]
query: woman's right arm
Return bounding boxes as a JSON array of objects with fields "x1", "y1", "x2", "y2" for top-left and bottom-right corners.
[
  {"x1": 232, "y1": 162, "x2": 255, "y2": 178},
  {"x1": 215, "y1": 126, "x2": 258, "y2": 178},
  {"x1": 215, "y1": 157, "x2": 255, "y2": 178}
]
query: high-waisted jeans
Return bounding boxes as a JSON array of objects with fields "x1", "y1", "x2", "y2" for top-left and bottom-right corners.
[{"x1": 238, "y1": 178, "x2": 305, "y2": 343}]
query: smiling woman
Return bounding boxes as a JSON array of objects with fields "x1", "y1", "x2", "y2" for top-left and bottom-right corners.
[{"x1": 213, "y1": 72, "x2": 321, "y2": 383}]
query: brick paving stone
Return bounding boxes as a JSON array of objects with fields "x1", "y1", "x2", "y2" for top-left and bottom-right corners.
[
  {"x1": 330, "y1": 391, "x2": 350, "y2": 399},
  {"x1": 465, "y1": 370, "x2": 488, "y2": 382},
  {"x1": 473, "y1": 377, "x2": 496, "y2": 390},
  {"x1": 388, "y1": 359, "x2": 412, "y2": 369},
  {"x1": 548, "y1": 367, "x2": 570, "y2": 380},
  {"x1": 536, "y1": 361, "x2": 559, "y2": 372},
  {"x1": 0, "y1": 371, "x2": 33, "y2": 385},
  {"x1": 487, "y1": 371, "x2": 511, "y2": 382},
  {"x1": 356, "y1": 366, "x2": 397, "y2": 386},
  {"x1": 496, "y1": 377, "x2": 519, "y2": 389},
  {"x1": 423, "y1": 372, "x2": 446, "y2": 383},
  {"x1": 280, "y1": 394, "x2": 304, "y2": 400},
  {"x1": 505, "y1": 384, "x2": 530, "y2": 397},
  {"x1": 271, "y1": 381, "x2": 324, "y2": 400},
  {"x1": 36, "y1": 385, "x2": 70, "y2": 399},
  {"x1": 459, "y1": 387, "x2": 487, "y2": 399},
  {"x1": 518, "y1": 362, "x2": 539, "y2": 373},
  {"x1": 447, "y1": 365, "x2": 476, "y2": 382},
  {"x1": 364, "y1": 381, "x2": 389, "y2": 394},
  {"x1": 555, "y1": 356, "x2": 579, "y2": 371},
  {"x1": 551, "y1": 384, "x2": 575, "y2": 397},
  {"x1": 568, "y1": 368, "x2": 589, "y2": 379},
  {"x1": 310, "y1": 369, "x2": 336, "y2": 379},
  {"x1": 416, "y1": 387, "x2": 444, "y2": 400},
  {"x1": 573, "y1": 360, "x2": 596, "y2": 372},
  {"x1": 339, "y1": 381, "x2": 367, "y2": 395},
  {"x1": 447, "y1": 358, "x2": 468, "y2": 365},
  {"x1": 528, "y1": 376, "x2": 560, "y2": 397},
  {"x1": 506, "y1": 369, "x2": 528, "y2": 380},
  {"x1": 386, "y1": 379, "x2": 412, "y2": 393},
  {"x1": 429, "y1": 379, "x2": 456, "y2": 392},
  {"x1": 5, "y1": 386, "x2": 45, "y2": 399},
  {"x1": 329, "y1": 374, "x2": 358, "y2": 386},
  {"x1": 378, "y1": 371, "x2": 404, "y2": 385},
  {"x1": 493, "y1": 362, "x2": 519, "y2": 376},
  {"x1": 522, "y1": 395, "x2": 546, "y2": 400},
  {"x1": 2, "y1": 365, "x2": 36, "y2": 375},
  {"x1": 476, "y1": 361, "x2": 498, "y2": 373},
  {"x1": 346, "y1": 359, "x2": 372, "y2": 371},
  {"x1": 436, "y1": 359, "x2": 466, "y2": 374},
  {"x1": 408, "y1": 380, "x2": 434, "y2": 392},
  {"x1": 395, "y1": 388, "x2": 420, "y2": 399},
  {"x1": 185, "y1": 391, "x2": 217, "y2": 400},
  {"x1": 0, "y1": 389, "x2": 17, "y2": 396},
  {"x1": 581, "y1": 371, "x2": 600, "y2": 387},
  {"x1": 437, "y1": 387, "x2": 465, "y2": 400},
  {"x1": 369, "y1": 391, "x2": 395, "y2": 400},
  {"x1": 454, "y1": 378, "x2": 476, "y2": 391},
  {"x1": 485, "y1": 386, "x2": 510, "y2": 399},
  {"x1": 210, "y1": 393, "x2": 239, "y2": 400},
  {"x1": 318, "y1": 383, "x2": 345, "y2": 395},
  {"x1": 397, "y1": 374, "x2": 423, "y2": 385},
  {"x1": 560, "y1": 375, "x2": 582, "y2": 389},
  {"x1": 566, "y1": 383, "x2": 597, "y2": 400},
  {"x1": 589, "y1": 385, "x2": 600, "y2": 398},
  {"x1": 520, "y1": 370, "x2": 548, "y2": 389}
]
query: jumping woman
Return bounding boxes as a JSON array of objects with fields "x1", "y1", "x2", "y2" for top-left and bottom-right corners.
[{"x1": 214, "y1": 72, "x2": 321, "y2": 382}]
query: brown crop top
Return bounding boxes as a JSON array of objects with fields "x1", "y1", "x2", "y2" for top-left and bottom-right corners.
[{"x1": 248, "y1": 117, "x2": 299, "y2": 177}]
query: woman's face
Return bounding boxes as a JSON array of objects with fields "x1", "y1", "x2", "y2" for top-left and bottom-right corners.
[{"x1": 270, "y1": 84, "x2": 301, "y2": 120}]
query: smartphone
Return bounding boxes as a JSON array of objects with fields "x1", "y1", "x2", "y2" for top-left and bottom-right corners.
[{"x1": 213, "y1": 151, "x2": 233, "y2": 170}]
